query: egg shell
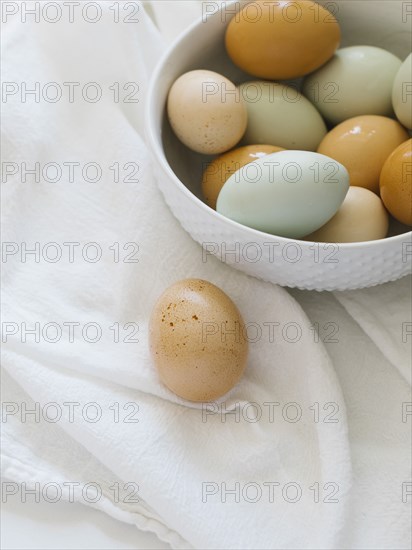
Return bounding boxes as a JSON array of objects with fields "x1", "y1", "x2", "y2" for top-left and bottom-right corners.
[
  {"x1": 380, "y1": 139, "x2": 412, "y2": 226},
  {"x1": 167, "y1": 70, "x2": 247, "y2": 155},
  {"x1": 225, "y1": 0, "x2": 340, "y2": 80},
  {"x1": 202, "y1": 144, "x2": 284, "y2": 209},
  {"x1": 305, "y1": 187, "x2": 389, "y2": 243},
  {"x1": 216, "y1": 150, "x2": 349, "y2": 238},
  {"x1": 239, "y1": 81, "x2": 327, "y2": 151},
  {"x1": 392, "y1": 54, "x2": 412, "y2": 130},
  {"x1": 303, "y1": 46, "x2": 402, "y2": 124},
  {"x1": 317, "y1": 115, "x2": 410, "y2": 194},
  {"x1": 149, "y1": 279, "x2": 248, "y2": 402}
]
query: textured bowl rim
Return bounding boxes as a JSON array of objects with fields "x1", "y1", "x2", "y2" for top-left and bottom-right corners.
[{"x1": 145, "y1": 3, "x2": 412, "y2": 250}]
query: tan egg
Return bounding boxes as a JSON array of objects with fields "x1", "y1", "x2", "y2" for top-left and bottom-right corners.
[
  {"x1": 202, "y1": 144, "x2": 284, "y2": 209},
  {"x1": 167, "y1": 70, "x2": 247, "y2": 155},
  {"x1": 149, "y1": 279, "x2": 248, "y2": 402},
  {"x1": 225, "y1": 0, "x2": 340, "y2": 80},
  {"x1": 317, "y1": 115, "x2": 410, "y2": 194},
  {"x1": 305, "y1": 187, "x2": 389, "y2": 243},
  {"x1": 380, "y1": 139, "x2": 412, "y2": 226}
]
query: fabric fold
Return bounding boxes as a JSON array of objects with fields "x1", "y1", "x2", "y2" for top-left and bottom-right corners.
[{"x1": 2, "y1": 2, "x2": 410, "y2": 549}]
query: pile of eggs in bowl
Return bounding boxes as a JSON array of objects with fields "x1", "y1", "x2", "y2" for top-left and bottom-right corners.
[{"x1": 166, "y1": 0, "x2": 412, "y2": 243}]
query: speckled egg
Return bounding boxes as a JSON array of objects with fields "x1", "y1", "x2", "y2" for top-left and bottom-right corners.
[
  {"x1": 149, "y1": 279, "x2": 248, "y2": 402},
  {"x1": 202, "y1": 144, "x2": 284, "y2": 209},
  {"x1": 167, "y1": 70, "x2": 247, "y2": 154}
]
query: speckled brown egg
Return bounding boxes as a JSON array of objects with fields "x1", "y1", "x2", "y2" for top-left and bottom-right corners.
[
  {"x1": 149, "y1": 279, "x2": 248, "y2": 402},
  {"x1": 167, "y1": 70, "x2": 248, "y2": 155},
  {"x1": 202, "y1": 144, "x2": 284, "y2": 209}
]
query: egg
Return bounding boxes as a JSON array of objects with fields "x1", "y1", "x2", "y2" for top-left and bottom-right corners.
[
  {"x1": 317, "y1": 115, "x2": 410, "y2": 194},
  {"x1": 225, "y1": 0, "x2": 340, "y2": 80},
  {"x1": 238, "y1": 81, "x2": 327, "y2": 151},
  {"x1": 305, "y1": 187, "x2": 389, "y2": 243},
  {"x1": 303, "y1": 46, "x2": 402, "y2": 124},
  {"x1": 392, "y1": 54, "x2": 412, "y2": 130},
  {"x1": 380, "y1": 139, "x2": 412, "y2": 226},
  {"x1": 202, "y1": 144, "x2": 284, "y2": 209},
  {"x1": 149, "y1": 279, "x2": 248, "y2": 402},
  {"x1": 167, "y1": 70, "x2": 247, "y2": 155},
  {"x1": 216, "y1": 150, "x2": 349, "y2": 238}
]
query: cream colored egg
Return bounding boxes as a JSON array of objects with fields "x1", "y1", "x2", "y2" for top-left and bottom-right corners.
[
  {"x1": 149, "y1": 279, "x2": 248, "y2": 402},
  {"x1": 392, "y1": 54, "x2": 412, "y2": 130},
  {"x1": 238, "y1": 81, "x2": 327, "y2": 151},
  {"x1": 167, "y1": 70, "x2": 247, "y2": 155},
  {"x1": 305, "y1": 187, "x2": 389, "y2": 243}
]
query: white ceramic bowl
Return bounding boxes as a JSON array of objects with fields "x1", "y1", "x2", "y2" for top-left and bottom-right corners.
[{"x1": 145, "y1": 0, "x2": 412, "y2": 291}]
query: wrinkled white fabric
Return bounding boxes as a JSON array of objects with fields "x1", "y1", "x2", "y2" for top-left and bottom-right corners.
[{"x1": 1, "y1": 2, "x2": 411, "y2": 549}]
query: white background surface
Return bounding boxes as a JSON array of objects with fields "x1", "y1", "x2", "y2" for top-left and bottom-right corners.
[
  {"x1": 1, "y1": 1, "x2": 411, "y2": 549},
  {"x1": 0, "y1": 2, "x2": 186, "y2": 548},
  {"x1": 1, "y1": 499, "x2": 170, "y2": 549}
]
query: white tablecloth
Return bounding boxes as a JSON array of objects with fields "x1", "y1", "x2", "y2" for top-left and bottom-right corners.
[{"x1": 2, "y1": 2, "x2": 411, "y2": 548}]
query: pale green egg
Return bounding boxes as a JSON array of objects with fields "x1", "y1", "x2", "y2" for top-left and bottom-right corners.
[
  {"x1": 392, "y1": 53, "x2": 412, "y2": 130},
  {"x1": 216, "y1": 151, "x2": 349, "y2": 239},
  {"x1": 303, "y1": 46, "x2": 402, "y2": 124},
  {"x1": 238, "y1": 81, "x2": 327, "y2": 151}
]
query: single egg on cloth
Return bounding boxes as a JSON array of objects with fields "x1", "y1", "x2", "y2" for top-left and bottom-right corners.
[
  {"x1": 202, "y1": 144, "x2": 284, "y2": 209},
  {"x1": 392, "y1": 53, "x2": 412, "y2": 130},
  {"x1": 167, "y1": 70, "x2": 247, "y2": 155},
  {"x1": 380, "y1": 139, "x2": 412, "y2": 226},
  {"x1": 225, "y1": 0, "x2": 340, "y2": 80},
  {"x1": 238, "y1": 81, "x2": 327, "y2": 151},
  {"x1": 303, "y1": 46, "x2": 402, "y2": 124},
  {"x1": 216, "y1": 150, "x2": 349, "y2": 238},
  {"x1": 305, "y1": 187, "x2": 389, "y2": 243},
  {"x1": 149, "y1": 279, "x2": 248, "y2": 402},
  {"x1": 317, "y1": 115, "x2": 410, "y2": 194}
]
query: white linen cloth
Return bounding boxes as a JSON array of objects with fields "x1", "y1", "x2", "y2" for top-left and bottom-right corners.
[{"x1": 1, "y1": 2, "x2": 411, "y2": 549}]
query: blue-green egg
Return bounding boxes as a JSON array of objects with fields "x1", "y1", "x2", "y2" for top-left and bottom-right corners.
[{"x1": 216, "y1": 150, "x2": 350, "y2": 239}]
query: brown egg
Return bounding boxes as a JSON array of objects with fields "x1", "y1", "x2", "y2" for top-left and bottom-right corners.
[
  {"x1": 225, "y1": 0, "x2": 340, "y2": 80},
  {"x1": 167, "y1": 70, "x2": 247, "y2": 155},
  {"x1": 305, "y1": 187, "x2": 389, "y2": 243},
  {"x1": 380, "y1": 139, "x2": 412, "y2": 226},
  {"x1": 202, "y1": 144, "x2": 284, "y2": 209},
  {"x1": 317, "y1": 116, "x2": 410, "y2": 194},
  {"x1": 149, "y1": 279, "x2": 248, "y2": 402}
]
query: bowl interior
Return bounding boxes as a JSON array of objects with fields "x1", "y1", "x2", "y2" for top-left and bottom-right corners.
[{"x1": 156, "y1": 0, "x2": 411, "y2": 236}]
